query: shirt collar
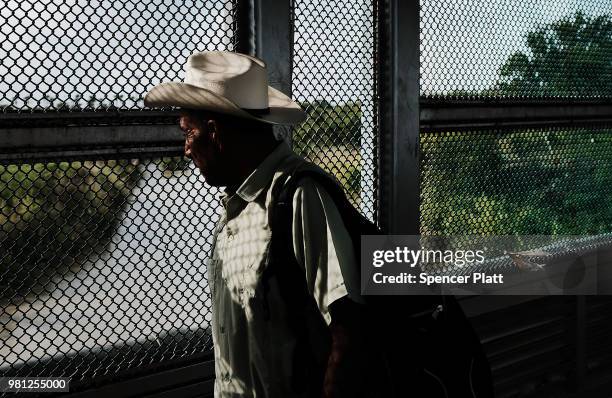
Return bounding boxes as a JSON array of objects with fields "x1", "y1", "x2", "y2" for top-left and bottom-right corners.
[{"x1": 220, "y1": 141, "x2": 293, "y2": 206}]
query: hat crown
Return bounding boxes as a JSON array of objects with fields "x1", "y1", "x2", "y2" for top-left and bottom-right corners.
[
  {"x1": 184, "y1": 51, "x2": 269, "y2": 110},
  {"x1": 144, "y1": 50, "x2": 306, "y2": 125}
]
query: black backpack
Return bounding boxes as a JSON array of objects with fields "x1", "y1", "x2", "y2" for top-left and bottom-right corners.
[{"x1": 263, "y1": 167, "x2": 494, "y2": 398}]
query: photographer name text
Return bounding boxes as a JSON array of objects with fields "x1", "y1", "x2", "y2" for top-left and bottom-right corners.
[{"x1": 372, "y1": 272, "x2": 504, "y2": 285}]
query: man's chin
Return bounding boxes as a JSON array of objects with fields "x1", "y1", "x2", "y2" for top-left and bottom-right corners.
[
  {"x1": 199, "y1": 170, "x2": 223, "y2": 187},
  {"x1": 204, "y1": 179, "x2": 224, "y2": 187}
]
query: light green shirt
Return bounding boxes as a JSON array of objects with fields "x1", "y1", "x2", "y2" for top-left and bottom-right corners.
[{"x1": 209, "y1": 141, "x2": 362, "y2": 398}]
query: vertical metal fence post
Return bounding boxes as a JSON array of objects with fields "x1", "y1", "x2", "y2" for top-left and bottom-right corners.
[
  {"x1": 235, "y1": 0, "x2": 256, "y2": 56},
  {"x1": 254, "y1": 0, "x2": 293, "y2": 97},
  {"x1": 377, "y1": 0, "x2": 420, "y2": 234},
  {"x1": 252, "y1": 0, "x2": 294, "y2": 143},
  {"x1": 235, "y1": 0, "x2": 292, "y2": 97}
]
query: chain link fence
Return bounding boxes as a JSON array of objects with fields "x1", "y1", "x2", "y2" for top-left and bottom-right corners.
[
  {"x1": 0, "y1": 0, "x2": 381, "y2": 394},
  {"x1": 0, "y1": 0, "x2": 239, "y2": 393},
  {"x1": 421, "y1": 0, "x2": 612, "y2": 236},
  {"x1": 0, "y1": 0, "x2": 237, "y2": 113},
  {"x1": 421, "y1": 0, "x2": 612, "y2": 100},
  {"x1": 421, "y1": 125, "x2": 612, "y2": 236},
  {"x1": 292, "y1": 0, "x2": 377, "y2": 222},
  {"x1": 0, "y1": 151, "x2": 219, "y2": 392}
]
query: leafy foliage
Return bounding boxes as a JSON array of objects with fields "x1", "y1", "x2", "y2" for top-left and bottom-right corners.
[
  {"x1": 293, "y1": 100, "x2": 362, "y2": 153},
  {"x1": 422, "y1": 11, "x2": 612, "y2": 236},
  {"x1": 422, "y1": 129, "x2": 612, "y2": 235},
  {"x1": 293, "y1": 100, "x2": 364, "y2": 206},
  {"x1": 496, "y1": 11, "x2": 612, "y2": 97}
]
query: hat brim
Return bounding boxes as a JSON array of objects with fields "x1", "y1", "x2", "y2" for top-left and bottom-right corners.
[{"x1": 144, "y1": 82, "x2": 306, "y2": 125}]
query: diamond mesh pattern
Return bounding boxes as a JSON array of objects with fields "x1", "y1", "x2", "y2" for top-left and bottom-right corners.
[
  {"x1": 0, "y1": 154, "x2": 219, "y2": 391},
  {"x1": 292, "y1": 0, "x2": 377, "y2": 222},
  {"x1": 0, "y1": 0, "x2": 236, "y2": 382},
  {"x1": 421, "y1": 0, "x2": 612, "y2": 99},
  {"x1": 421, "y1": 126, "x2": 612, "y2": 235},
  {"x1": 0, "y1": 0, "x2": 383, "y2": 393},
  {"x1": 0, "y1": 0, "x2": 237, "y2": 112}
]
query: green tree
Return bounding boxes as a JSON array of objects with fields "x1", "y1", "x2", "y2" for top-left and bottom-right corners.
[
  {"x1": 292, "y1": 100, "x2": 363, "y2": 206},
  {"x1": 422, "y1": 11, "x2": 612, "y2": 236},
  {"x1": 293, "y1": 100, "x2": 362, "y2": 154},
  {"x1": 496, "y1": 11, "x2": 612, "y2": 97}
]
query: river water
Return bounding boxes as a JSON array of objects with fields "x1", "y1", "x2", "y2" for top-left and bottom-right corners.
[{"x1": 0, "y1": 161, "x2": 221, "y2": 370}]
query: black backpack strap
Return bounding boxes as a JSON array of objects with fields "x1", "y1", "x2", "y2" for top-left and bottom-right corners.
[
  {"x1": 260, "y1": 166, "x2": 336, "y2": 395},
  {"x1": 262, "y1": 167, "x2": 340, "y2": 315},
  {"x1": 275, "y1": 168, "x2": 381, "y2": 257},
  {"x1": 263, "y1": 167, "x2": 383, "y2": 314}
]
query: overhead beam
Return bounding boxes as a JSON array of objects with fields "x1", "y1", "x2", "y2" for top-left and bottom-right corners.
[
  {"x1": 421, "y1": 101, "x2": 612, "y2": 131},
  {"x1": 0, "y1": 124, "x2": 184, "y2": 161}
]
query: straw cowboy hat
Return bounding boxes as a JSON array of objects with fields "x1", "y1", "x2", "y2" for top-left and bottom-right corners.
[{"x1": 144, "y1": 51, "x2": 306, "y2": 125}]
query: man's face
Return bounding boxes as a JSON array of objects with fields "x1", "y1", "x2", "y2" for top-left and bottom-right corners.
[{"x1": 179, "y1": 111, "x2": 225, "y2": 186}]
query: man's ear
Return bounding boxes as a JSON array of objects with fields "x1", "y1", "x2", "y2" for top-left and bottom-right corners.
[{"x1": 207, "y1": 119, "x2": 221, "y2": 148}]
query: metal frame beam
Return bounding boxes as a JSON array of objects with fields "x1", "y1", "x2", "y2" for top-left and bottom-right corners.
[
  {"x1": 378, "y1": 0, "x2": 420, "y2": 234},
  {"x1": 234, "y1": 0, "x2": 256, "y2": 55},
  {"x1": 421, "y1": 101, "x2": 612, "y2": 132},
  {"x1": 0, "y1": 110, "x2": 179, "y2": 129},
  {"x1": 67, "y1": 356, "x2": 215, "y2": 398},
  {"x1": 0, "y1": 125, "x2": 183, "y2": 161},
  {"x1": 253, "y1": 0, "x2": 294, "y2": 141},
  {"x1": 236, "y1": 0, "x2": 293, "y2": 139},
  {"x1": 254, "y1": 0, "x2": 293, "y2": 97}
]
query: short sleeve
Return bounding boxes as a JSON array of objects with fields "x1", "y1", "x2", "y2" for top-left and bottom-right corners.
[{"x1": 291, "y1": 176, "x2": 365, "y2": 325}]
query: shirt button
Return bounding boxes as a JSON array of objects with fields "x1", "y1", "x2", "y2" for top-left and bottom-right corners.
[{"x1": 219, "y1": 325, "x2": 225, "y2": 334}]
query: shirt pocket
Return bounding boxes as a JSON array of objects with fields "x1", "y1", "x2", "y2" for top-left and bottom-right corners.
[{"x1": 221, "y1": 226, "x2": 272, "y2": 307}]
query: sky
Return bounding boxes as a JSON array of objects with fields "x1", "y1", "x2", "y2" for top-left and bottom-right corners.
[{"x1": 0, "y1": 0, "x2": 235, "y2": 109}]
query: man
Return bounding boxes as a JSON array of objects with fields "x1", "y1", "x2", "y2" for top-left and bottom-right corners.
[{"x1": 144, "y1": 51, "x2": 368, "y2": 398}]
